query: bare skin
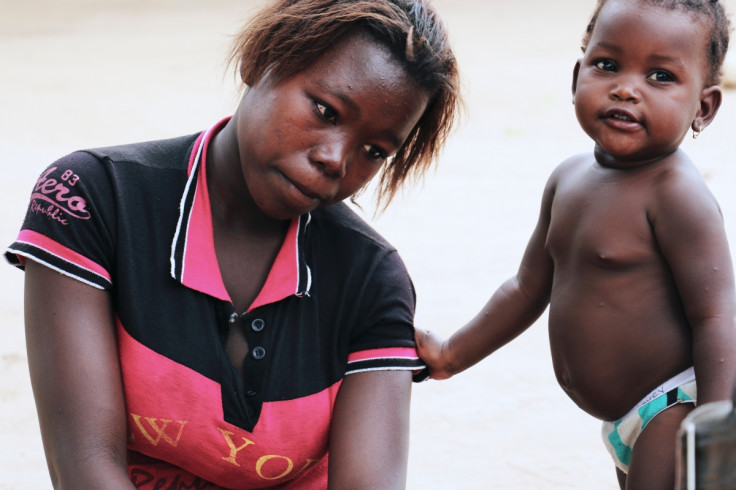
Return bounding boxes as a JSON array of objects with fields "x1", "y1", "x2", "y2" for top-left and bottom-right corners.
[
  {"x1": 208, "y1": 31, "x2": 429, "y2": 381},
  {"x1": 25, "y1": 31, "x2": 429, "y2": 489},
  {"x1": 25, "y1": 261, "x2": 133, "y2": 489},
  {"x1": 544, "y1": 150, "x2": 730, "y2": 421},
  {"x1": 416, "y1": 2, "x2": 736, "y2": 489}
]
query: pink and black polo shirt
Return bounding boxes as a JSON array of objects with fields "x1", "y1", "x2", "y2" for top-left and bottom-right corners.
[{"x1": 6, "y1": 121, "x2": 424, "y2": 488}]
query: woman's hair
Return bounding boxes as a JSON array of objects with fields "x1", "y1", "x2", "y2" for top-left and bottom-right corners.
[
  {"x1": 230, "y1": 0, "x2": 460, "y2": 208},
  {"x1": 581, "y1": 0, "x2": 731, "y2": 86}
]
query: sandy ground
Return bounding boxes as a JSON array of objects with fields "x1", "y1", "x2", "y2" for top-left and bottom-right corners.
[{"x1": 1, "y1": 1, "x2": 735, "y2": 488}]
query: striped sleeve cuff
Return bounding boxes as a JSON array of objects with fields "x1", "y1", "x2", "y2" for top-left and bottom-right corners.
[
  {"x1": 5, "y1": 230, "x2": 111, "y2": 290},
  {"x1": 345, "y1": 347, "x2": 425, "y2": 376}
]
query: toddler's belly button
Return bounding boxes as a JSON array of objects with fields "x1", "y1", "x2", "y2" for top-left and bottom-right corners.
[{"x1": 560, "y1": 371, "x2": 572, "y2": 387}]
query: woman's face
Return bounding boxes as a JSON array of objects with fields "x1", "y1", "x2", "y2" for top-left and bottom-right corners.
[{"x1": 235, "y1": 31, "x2": 431, "y2": 220}]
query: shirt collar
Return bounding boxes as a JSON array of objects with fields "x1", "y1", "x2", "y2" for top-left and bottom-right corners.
[{"x1": 169, "y1": 118, "x2": 312, "y2": 311}]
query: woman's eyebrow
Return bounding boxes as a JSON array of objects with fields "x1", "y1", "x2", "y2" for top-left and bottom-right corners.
[
  {"x1": 312, "y1": 79, "x2": 359, "y2": 111},
  {"x1": 312, "y1": 79, "x2": 402, "y2": 148}
]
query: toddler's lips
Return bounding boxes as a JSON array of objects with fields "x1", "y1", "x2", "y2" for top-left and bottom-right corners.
[{"x1": 602, "y1": 108, "x2": 642, "y2": 131}]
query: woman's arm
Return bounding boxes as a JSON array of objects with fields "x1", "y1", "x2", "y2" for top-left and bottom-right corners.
[
  {"x1": 24, "y1": 260, "x2": 134, "y2": 489},
  {"x1": 328, "y1": 370, "x2": 412, "y2": 489}
]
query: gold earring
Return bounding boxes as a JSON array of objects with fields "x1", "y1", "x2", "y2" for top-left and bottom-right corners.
[{"x1": 693, "y1": 130, "x2": 700, "y2": 139}]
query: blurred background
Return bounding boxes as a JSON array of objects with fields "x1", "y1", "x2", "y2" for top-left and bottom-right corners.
[{"x1": 1, "y1": 1, "x2": 734, "y2": 488}]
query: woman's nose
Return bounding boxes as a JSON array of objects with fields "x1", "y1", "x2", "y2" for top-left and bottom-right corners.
[{"x1": 309, "y1": 137, "x2": 349, "y2": 177}]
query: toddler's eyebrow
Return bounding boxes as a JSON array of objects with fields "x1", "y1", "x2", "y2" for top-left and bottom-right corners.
[
  {"x1": 590, "y1": 41, "x2": 622, "y2": 53},
  {"x1": 592, "y1": 41, "x2": 687, "y2": 70},
  {"x1": 646, "y1": 54, "x2": 686, "y2": 70}
]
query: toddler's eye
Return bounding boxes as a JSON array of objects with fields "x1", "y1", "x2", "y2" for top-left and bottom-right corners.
[
  {"x1": 594, "y1": 59, "x2": 616, "y2": 72},
  {"x1": 315, "y1": 101, "x2": 337, "y2": 124},
  {"x1": 363, "y1": 144, "x2": 387, "y2": 162},
  {"x1": 647, "y1": 71, "x2": 674, "y2": 82}
]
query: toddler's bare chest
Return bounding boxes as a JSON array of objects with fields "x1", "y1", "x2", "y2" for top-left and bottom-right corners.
[{"x1": 546, "y1": 182, "x2": 660, "y2": 270}]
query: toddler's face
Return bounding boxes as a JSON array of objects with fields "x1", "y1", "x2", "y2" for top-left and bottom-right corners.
[
  {"x1": 573, "y1": 0, "x2": 712, "y2": 167},
  {"x1": 233, "y1": 31, "x2": 430, "y2": 220}
]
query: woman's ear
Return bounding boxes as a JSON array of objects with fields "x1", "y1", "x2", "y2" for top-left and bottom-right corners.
[
  {"x1": 692, "y1": 85, "x2": 722, "y2": 132},
  {"x1": 572, "y1": 59, "x2": 582, "y2": 103}
]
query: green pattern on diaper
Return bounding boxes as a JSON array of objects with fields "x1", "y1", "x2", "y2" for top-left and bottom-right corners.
[
  {"x1": 606, "y1": 387, "x2": 694, "y2": 468},
  {"x1": 608, "y1": 421, "x2": 632, "y2": 466}
]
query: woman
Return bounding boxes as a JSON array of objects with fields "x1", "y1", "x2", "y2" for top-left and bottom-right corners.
[{"x1": 6, "y1": 0, "x2": 459, "y2": 488}]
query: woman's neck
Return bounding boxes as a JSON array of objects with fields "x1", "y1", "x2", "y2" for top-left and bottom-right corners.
[{"x1": 206, "y1": 117, "x2": 287, "y2": 236}]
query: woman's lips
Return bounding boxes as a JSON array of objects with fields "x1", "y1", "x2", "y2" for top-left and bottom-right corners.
[{"x1": 279, "y1": 171, "x2": 326, "y2": 208}]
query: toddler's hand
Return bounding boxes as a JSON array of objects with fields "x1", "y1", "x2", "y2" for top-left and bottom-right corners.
[{"x1": 414, "y1": 328, "x2": 454, "y2": 380}]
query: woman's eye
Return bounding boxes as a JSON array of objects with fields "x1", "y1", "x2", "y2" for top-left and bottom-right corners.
[
  {"x1": 363, "y1": 144, "x2": 387, "y2": 162},
  {"x1": 314, "y1": 101, "x2": 337, "y2": 124},
  {"x1": 594, "y1": 59, "x2": 616, "y2": 72},
  {"x1": 647, "y1": 71, "x2": 674, "y2": 82}
]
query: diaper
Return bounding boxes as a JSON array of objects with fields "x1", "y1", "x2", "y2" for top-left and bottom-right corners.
[{"x1": 601, "y1": 367, "x2": 696, "y2": 472}]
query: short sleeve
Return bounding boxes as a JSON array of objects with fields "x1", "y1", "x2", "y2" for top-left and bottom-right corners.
[
  {"x1": 344, "y1": 249, "x2": 425, "y2": 376},
  {"x1": 5, "y1": 151, "x2": 116, "y2": 289}
]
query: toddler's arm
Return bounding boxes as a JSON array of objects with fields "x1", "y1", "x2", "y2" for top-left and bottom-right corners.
[
  {"x1": 415, "y1": 170, "x2": 559, "y2": 379},
  {"x1": 653, "y1": 161, "x2": 736, "y2": 404}
]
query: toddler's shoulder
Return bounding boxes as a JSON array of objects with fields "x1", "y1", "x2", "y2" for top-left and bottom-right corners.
[{"x1": 544, "y1": 152, "x2": 593, "y2": 188}]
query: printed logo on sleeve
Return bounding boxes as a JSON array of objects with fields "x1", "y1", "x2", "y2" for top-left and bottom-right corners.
[{"x1": 30, "y1": 167, "x2": 90, "y2": 225}]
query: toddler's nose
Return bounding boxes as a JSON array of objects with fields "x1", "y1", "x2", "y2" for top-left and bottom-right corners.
[{"x1": 609, "y1": 75, "x2": 641, "y2": 102}]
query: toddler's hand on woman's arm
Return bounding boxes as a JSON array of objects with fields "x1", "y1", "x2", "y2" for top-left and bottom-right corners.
[{"x1": 414, "y1": 329, "x2": 459, "y2": 380}]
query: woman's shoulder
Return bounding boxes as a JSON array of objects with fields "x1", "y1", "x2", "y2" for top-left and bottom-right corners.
[
  {"x1": 311, "y1": 203, "x2": 396, "y2": 252},
  {"x1": 34, "y1": 132, "x2": 202, "y2": 208},
  {"x1": 83, "y1": 132, "x2": 201, "y2": 171},
  {"x1": 39, "y1": 132, "x2": 202, "y2": 189}
]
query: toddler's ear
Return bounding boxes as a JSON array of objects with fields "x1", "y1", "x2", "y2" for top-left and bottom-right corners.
[
  {"x1": 693, "y1": 85, "x2": 722, "y2": 132},
  {"x1": 571, "y1": 59, "x2": 583, "y2": 101}
]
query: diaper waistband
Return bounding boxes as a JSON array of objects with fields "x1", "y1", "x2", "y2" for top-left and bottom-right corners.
[{"x1": 630, "y1": 366, "x2": 695, "y2": 415}]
